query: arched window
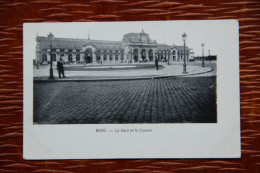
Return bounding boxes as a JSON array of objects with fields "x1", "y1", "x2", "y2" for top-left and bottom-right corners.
[
  {"x1": 60, "y1": 54, "x2": 65, "y2": 61},
  {"x1": 109, "y1": 51, "x2": 113, "y2": 61},
  {"x1": 85, "y1": 48, "x2": 93, "y2": 63},
  {"x1": 68, "y1": 54, "x2": 73, "y2": 62},
  {"x1": 141, "y1": 49, "x2": 146, "y2": 61},
  {"x1": 96, "y1": 50, "x2": 101, "y2": 62},
  {"x1": 115, "y1": 51, "x2": 118, "y2": 61},
  {"x1": 149, "y1": 49, "x2": 153, "y2": 61},
  {"x1": 76, "y1": 54, "x2": 80, "y2": 61},
  {"x1": 42, "y1": 54, "x2": 47, "y2": 62},
  {"x1": 121, "y1": 51, "x2": 124, "y2": 61},
  {"x1": 133, "y1": 49, "x2": 138, "y2": 62}
]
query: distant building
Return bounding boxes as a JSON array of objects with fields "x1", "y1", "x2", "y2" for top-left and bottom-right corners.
[{"x1": 36, "y1": 30, "x2": 194, "y2": 64}]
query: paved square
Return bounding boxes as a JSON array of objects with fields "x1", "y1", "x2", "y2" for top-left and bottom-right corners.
[{"x1": 33, "y1": 77, "x2": 217, "y2": 124}]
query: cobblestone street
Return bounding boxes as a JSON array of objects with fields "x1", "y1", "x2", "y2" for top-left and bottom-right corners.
[{"x1": 34, "y1": 77, "x2": 217, "y2": 124}]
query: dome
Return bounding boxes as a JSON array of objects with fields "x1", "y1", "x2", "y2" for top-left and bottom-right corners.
[{"x1": 122, "y1": 30, "x2": 156, "y2": 44}]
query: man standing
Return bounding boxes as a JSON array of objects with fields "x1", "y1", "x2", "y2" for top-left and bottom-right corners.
[
  {"x1": 57, "y1": 58, "x2": 65, "y2": 78},
  {"x1": 155, "y1": 57, "x2": 159, "y2": 70}
]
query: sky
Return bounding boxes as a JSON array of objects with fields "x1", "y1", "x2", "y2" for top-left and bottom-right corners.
[{"x1": 24, "y1": 20, "x2": 238, "y2": 58}]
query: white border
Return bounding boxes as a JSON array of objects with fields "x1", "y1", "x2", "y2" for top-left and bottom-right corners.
[{"x1": 23, "y1": 20, "x2": 240, "y2": 159}]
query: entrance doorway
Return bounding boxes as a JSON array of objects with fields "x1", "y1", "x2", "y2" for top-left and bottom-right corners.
[
  {"x1": 133, "y1": 49, "x2": 138, "y2": 62},
  {"x1": 76, "y1": 54, "x2": 80, "y2": 62},
  {"x1": 149, "y1": 49, "x2": 153, "y2": 61},
  {"x1": 141, "y1": 49, "x2": 146, "y2": 61},
  {"x1": 85, "y1": 48, "x2": 93, "y2": 63}
]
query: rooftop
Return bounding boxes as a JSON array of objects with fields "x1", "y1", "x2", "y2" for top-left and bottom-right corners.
[{"x1": 36, "y1": 31, "x2": 191, "y2": 51}]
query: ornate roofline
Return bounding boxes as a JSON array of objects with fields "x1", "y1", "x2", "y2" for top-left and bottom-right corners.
[{"x1": 36, "y1": 36, "x2": 122, "y2": 44}]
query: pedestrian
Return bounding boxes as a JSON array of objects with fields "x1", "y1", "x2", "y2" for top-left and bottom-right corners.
[
  {"x1": 155, "y1": 58, "x2": 159, "y2": 70},
  {"x1": 57, "y1": 58, "x2": 65, "y2": 78}
]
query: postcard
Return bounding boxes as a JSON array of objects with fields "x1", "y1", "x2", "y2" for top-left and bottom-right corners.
[{"x1": 23, "y1": 20, "x2": 240, "y2": 159}]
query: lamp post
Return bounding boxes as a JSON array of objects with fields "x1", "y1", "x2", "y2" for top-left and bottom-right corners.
[
  {"x1": 182, "y1": 33, "x2": 187, "y2": 74},
  {"x1": 48, "y1": 32, "x2": 54, "y2": 79},
  {"x1": 201, "y1": 43, "x2": 205, "y2": 67},
  {"x1": 208, "y1": 49, "x2": 210, "y2": 62}
]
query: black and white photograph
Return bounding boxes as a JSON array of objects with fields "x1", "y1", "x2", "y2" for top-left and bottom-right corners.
[
  {"x1": 23, "y1": 20, "x2": 240, "y2": 159},
  {"x1": 33, "y1": 22, "x2": 217, "y2": 124}
]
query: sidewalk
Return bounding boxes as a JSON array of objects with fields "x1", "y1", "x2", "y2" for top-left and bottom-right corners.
[{"x1": 34, "y1": 63, "x2": 215, "y2": 81}]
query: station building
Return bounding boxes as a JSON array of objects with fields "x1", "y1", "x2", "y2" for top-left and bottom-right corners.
[{"x1": 36, "y1": 30, "x2": 194, "y2": 64}]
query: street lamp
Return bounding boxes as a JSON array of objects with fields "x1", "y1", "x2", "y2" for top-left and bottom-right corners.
[
  {"x1": 48, "y1": 32, "x2": 54, "y2": 79},
  {"x1": 182, "y1": 33, "x2": 187, "y2": 74},
  {"x1": 201, "y1": 43, "x2": 205, "y2": 67},
  {"x1": 208, "y1": 49, "x2": 211, "y2": 62}
]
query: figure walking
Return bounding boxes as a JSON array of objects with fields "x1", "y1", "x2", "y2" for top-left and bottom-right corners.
[
  {"x1": 155, "y1": 58, "x2": 159, "y2": 70},
  {"x1": 57, "y1": 58, "x2": 65, "y2": 78}
]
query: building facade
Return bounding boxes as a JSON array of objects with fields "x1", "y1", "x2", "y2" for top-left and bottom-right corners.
[{"x1": 36, "y1": 30, "x2": 194, "y2": 64}]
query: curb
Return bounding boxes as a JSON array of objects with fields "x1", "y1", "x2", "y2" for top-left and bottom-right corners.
[{"x1": 34, "y1": 68, "x2": 214, "y2": 82}]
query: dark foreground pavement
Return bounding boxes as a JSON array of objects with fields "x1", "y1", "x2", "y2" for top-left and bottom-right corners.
[{"x1": 34, "y1": 77, "x2": 217, "y2": 124}]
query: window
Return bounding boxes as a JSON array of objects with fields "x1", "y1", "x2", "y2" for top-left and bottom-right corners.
[
  {"x1": 42, "y1": 54, "x2": 47, "y2": 62},
  {"x1": 96, "y1": 50, "x2": 101, "y2": 62},
  {"x1": 115, "y1": 52, "x2": 118, "y2": 61},
  {"x1": 109, "y1": 52, "x2": 113, "y2": 60},
  {"x1": 76, "y1": 54, "x2": 80, "y2": 61},
  {"x1": 68, "y1": 54, "x2": 73, "y2": 62},
  {"x1": 60, "y1": 54, "x2": 65, "y2": 60},
  {"x1": 149, "y1": 49, "x2": 153, "y2": 61}
]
